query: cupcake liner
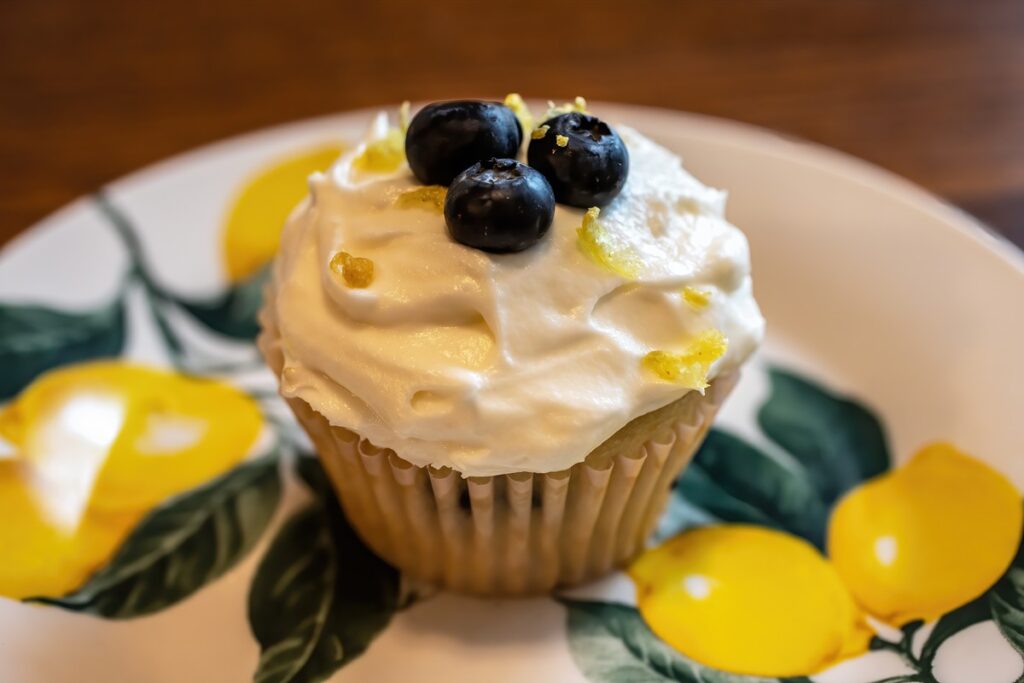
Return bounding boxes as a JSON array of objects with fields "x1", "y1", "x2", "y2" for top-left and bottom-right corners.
[{"x1": 259, "y1": 299, "x2": 737, "y2": 595}]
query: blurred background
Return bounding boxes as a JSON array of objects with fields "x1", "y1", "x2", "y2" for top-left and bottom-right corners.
[{"x1": 1, "y1": 0, "x2": 1022, "y2": 248}]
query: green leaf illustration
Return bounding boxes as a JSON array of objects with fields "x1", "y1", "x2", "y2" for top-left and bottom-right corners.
[
  {"x1": 33, "y1": 454, "x2": 281, "y2": 618},
  {"x1": 666, "y1": 429, "x2": 829, "y2": 549},
  {"x1": 175, "y1": 267, "x2": 269, "y2": 341},
  {"x1": 989, "y1": 509, "x2": 1024, "y2": 657},
  {"x1": 757, "y1": 367, "x2": 890, "y2": 504},
  {"x1": 249, "y1": 457, "x2": 400, "y2": 683},
  {"x1": 0, "y1": 297, "x2": 126, "y2": 400},
  {"x1": 562, "y1": 599, "x2": 810, "y2": 683},
  {"x1": 94, "y1": 190, "x2": 266, "y2": 343}
]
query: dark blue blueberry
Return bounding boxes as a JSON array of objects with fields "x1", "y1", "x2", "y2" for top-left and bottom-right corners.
[
  {"x1": 444, "y1": 159, "x2": 555, "y2": 253},
  {"x1": 405, "y1": 101, "x2": 521, "y2": 185},
  {"x1": 527, "y1": 112, "x2": 629, "y2": 207}
]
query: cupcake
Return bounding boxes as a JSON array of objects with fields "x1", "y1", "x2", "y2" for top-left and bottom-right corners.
[{"x1": 258, "y1": 97, "x2": 764, "y2": 595}]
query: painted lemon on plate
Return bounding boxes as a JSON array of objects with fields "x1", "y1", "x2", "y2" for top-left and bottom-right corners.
[
  {"x1": 221, "y1": 143, "x2": 343, "y2": 281},
  {"x1": 0, "y1": 361, "x2": 262, "y2": 599},
  {"x1": 631, "y1": 524, "x2": 870, "y2": 677},
  {"x1": 828, "y1": 442, "x2": 1023, "y2": 625},
  {"x1": 0, "y1": 462, "x2": 139, "y2": 600}
]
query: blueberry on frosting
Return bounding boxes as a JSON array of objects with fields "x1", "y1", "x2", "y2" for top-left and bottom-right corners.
[
  {"x1": 405, "y1": 101, "x2": 521, "y2": 186},
  {"x1": 444, "y1": 158, "x2": 555, "y2": 253},
  {"x1": 527, "y1": 112, "x2": 629, "y2": 208}
]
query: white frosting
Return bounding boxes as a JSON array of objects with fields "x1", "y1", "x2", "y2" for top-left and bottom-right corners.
[{"x1": 269, "y1": 112, "x2": 764, "y2": 476}]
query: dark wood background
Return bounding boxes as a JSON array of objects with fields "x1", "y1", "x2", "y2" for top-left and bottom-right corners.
[{"x1": 2, "y1": 0, "x2": 1022, "y2": 249}]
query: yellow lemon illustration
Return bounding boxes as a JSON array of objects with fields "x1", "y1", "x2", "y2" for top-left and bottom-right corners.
[
  {"x1": 828, "y1": 442, "x2": 1022, "y2": 625},
  {"x1": 631, "y1": 525, "x2": 870, "y2": 677},
  {"x1": 0, "y1": 461, "x2": 141, "y2": 599},
  {"x1": 0, "y1": 361, "x2": 263, "y2": 598},
  {"x1": 221, "y1": 143, "x2": 343, "y2": 281},
  {"x1": 0, "y1": 361, "x2": 263, "y2": 512}
]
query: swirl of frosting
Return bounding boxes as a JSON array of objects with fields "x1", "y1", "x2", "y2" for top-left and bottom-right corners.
[{"x1": 268, "y1": 111, "x2": 764, "y2": 476}]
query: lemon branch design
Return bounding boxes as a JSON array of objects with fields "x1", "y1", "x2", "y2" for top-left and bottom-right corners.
[
  {"x1": 94, "y1": 192, "x2": 268, "y2": 373},
  {"x1": 1, "y1": 193, "x2": 296, "y2": 616},
  {"x1": 568, "y1": 368, "x2": 1024, "y2": 683},
  {"x1": 0, "y1": 359, "x2": 278, "y2": 606},
  {"x1": 92, "y1": 194, "x2": 326, "y2": 456},
  {"x1": 0, "y1": 219, "x2": 130, "y2": 400},
  {"x1": 31, "y1": 452, "x2": 283, "y2": 618},
  {"x1": 248, "y1": 456, "x2": 402, "y2": 683}
]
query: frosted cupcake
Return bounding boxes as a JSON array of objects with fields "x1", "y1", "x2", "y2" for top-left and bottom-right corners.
[{"x1": 258, "y1": 97, "x2": 764, "y2": 594}]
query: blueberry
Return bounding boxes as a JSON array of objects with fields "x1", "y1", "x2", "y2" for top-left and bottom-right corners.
[
  {"x1": 444, "y1": 159, "x2": 555, "y2": 253},
  {"x1": 405, "y1": 101, "x2": 521, "y2": 185},
  {"x1": 527, "y1": 112, "x2": 629, "y2": 207}
]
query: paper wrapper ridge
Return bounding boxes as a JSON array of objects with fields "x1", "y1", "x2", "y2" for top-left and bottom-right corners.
[{"x1": 259, "y1": 298, "x2": 736, "y2": 595}]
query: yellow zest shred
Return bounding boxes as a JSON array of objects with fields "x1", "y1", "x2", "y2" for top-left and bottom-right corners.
[
  {"x1": 546, "y1": 96, "x2": 588, "y2": 119},
  {"x1": 352, "y1": 127, "x2": 405, "y2": 174},
  {"x1": 682, "y1": 286, "x2": 712, "y2": 309},
  {"x1": 330, "y1": 251, "x2": 375, "y2": 288},
  {"x1": 643, "y1": 330, "x2": 728, "y2": 390},
  {"x1": 531, "y1": 124, "x2": 550, "y2": 140},
  {"x1": 576, "y1": 207, "x2": 641, "y2": 279},
  {"x1": 503, "y1": 93, "x2": 534, "y2": 136},
  {"x1": 555, "y1": 135, "x2": 569, "y2": 147},
  {"x1": 394, "y1": 185, "x2": 447, "y2": 213}
]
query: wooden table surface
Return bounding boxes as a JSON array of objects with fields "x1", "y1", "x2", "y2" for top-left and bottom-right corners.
[{"x1": 2, "y1": 0, "x2": 1022, "y2": 249}]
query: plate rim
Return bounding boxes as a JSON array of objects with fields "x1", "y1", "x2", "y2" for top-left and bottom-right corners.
[{"x1": 5, "y1": 100, "x2": 1022, "y2": 279}]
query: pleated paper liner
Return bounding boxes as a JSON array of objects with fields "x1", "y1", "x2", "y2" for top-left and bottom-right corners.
[{"x1": 259, "y1": 299, "x2": 737, "y2": 595}]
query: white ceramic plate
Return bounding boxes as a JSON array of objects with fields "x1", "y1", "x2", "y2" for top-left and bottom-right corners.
[{"x1": 0, "y1": 103, "x2": 1021, "y2": 683}]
